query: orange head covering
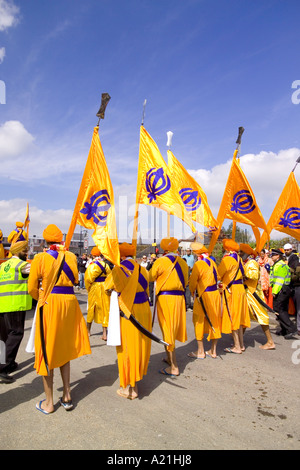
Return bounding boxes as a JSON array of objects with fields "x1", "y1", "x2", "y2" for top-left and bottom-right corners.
[
  {"x1": 16, "y1": 221, "x2": 24, "y2": 228},
  {"x1": 222, "y1": 238, "x2": 240, "y2": 252},
  {"x1": 43, "y1": 224, "x2": 63, "y2": 243},
  {"x1": 190, "y1": 242, "x2": 208, "y2": 255},
  {"x1": 239, "y1": 243, "x2": 256, "y2": 257},
  {"x1": 10, "y1": 240, "x2": 28, "y2": 255},
  {"x1": 160, "y1": 237, "x2": 179, "y2": 252},
  {"x1": 119, "y1": 242, "x2": 136, "y2": 257},
  {"x1": 91, "y1": 247, "x2": 101, "y2": 257}
]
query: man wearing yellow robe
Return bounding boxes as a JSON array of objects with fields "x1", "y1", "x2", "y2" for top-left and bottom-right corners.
[
  {"x1": 104, "y1": 243, "x2": 152, "y2": 400},
  {"x1": 239, "y1": 244, "x2": 275, "y2": 350},
  {"x1": 188, "y1": 242, "x2": 222, "y2": 359},
  {"x1": 149, "y1": 237, "x2": 189, "y2": 376},
  {"x1": 7, "y1": 221, "x2": 28, "y2": 245},
  {"x1": 28, "y1": 224, "x2": 91, "y2": 414},
  {"x1": 218, "y1": 239, "x2": 250, "y2": 354},
  {"x1": 85, "y1": 247, "x2": 111, "y2": 340}
]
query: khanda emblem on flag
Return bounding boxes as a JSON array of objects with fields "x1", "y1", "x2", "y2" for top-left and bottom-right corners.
[
  {"x1": 80, "y1": 190, "x2": 111, "y2": 226},
  {"x1": 145, "y1": 167, "x2": 171, "y2": 203},
  {"x1": 179, "y1": 188, "x2": 201, "y2": 211},
  {"x1": 231, "y1": 190, "x2": 256, "y2": 214},
  {"x1": 278, "y1": 207, "x2": 300, "y2": 229}
]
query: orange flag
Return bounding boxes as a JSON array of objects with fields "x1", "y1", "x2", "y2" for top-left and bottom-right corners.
[
  {"x1": 24, "y1": 202, "x2": 30, "y2": 236},
  {"x1": 65, "y1": 126, "x2": 120, "y2": 266},
  {"x1": 209, "y1": 150, "x2": 268, "y2": 252},
  {"x1": 258, "y1": 171, "x2": 300, "y2": 250},
  {"x1": 132, "y1": 126, "x2": 196, "y2": 244},
  {"x1": 167, "y1": 150, "x2": 218, "y2": 231}
]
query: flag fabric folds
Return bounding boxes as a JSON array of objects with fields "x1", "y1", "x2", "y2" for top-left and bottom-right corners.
[
  {"x1": 258, "y1": 171, "x2": 300, "y2": 250},
  {"x1": 209, "y1": 150, "x2": 268, "y2": 252},
  {"x1": 133, "y1": 126, "x2": 196, "y2": 243},
  {"x1": 65, "y1": 126, "x2": 120, "y2": 267},
  {"x1": 167, "y1": 150, "x2": 218, "y2": 231},
  {"x1": 24, "y1": 202, "x2": 30, "y2": 235}
]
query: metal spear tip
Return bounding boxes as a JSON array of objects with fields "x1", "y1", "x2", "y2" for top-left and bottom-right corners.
[
  {"x1": 236, "y1": 126, "x2": 245, "y2": 144},
  {"x1": 296, "y1": 156, "x2": 300, "y2": 163},
  {"x1": 166, "y1": 131, "x2": 173, "y2": 147},
  {"x1": 96, "y1": 93, "x2": 111, "y2": 119}
]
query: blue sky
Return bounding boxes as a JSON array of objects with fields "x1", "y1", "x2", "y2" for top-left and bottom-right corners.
[{"x1": 1, "y1": 0, "x2": 300, "y2": 244}]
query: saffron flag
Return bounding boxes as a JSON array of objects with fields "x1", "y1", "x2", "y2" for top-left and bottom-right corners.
[
  {"x1": 133, "y1": 126, "x2": 196, "y2": 243},
  {"x1": 24, "y1": 202, "x2": 30, "y2": 235},
  {"x1": 65, "y1": 126, "x2": 120, "y2": 266},
  {"x1": 167, "y1": 150, "x2": 218, "y2": 231},
  {"x1": 209, "y1": 150, "x2": 268, "y2": 252},
  {"x1": 258, "y1": 171, "x2": 300, "y2": 250}
]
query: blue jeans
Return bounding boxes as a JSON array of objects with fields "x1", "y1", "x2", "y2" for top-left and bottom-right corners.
[{"x1": 79, "y1": 272, "x2": 85, "y2": 288}]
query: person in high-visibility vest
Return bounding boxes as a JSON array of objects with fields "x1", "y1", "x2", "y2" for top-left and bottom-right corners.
[
  {"x1": 269, "y1": 249, "x2": 297, "y2": 339},
  {"x1": 0, "y1": 240, "x2": 32, "y2": 383}
]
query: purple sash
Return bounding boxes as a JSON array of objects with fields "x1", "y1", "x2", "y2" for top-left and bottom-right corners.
[{"x1": 47, "y1": 250, "x2": 75, "y2": 284}]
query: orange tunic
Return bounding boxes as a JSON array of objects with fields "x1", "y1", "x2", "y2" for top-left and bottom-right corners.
[
  {"x1": 85, "y1": 259, "x2": 111, "y2": 327},
  {"x1": 189, "y1": 257, "x2": 222, "y2": 341},
  {"x1": 218, "y1": 253, "x2": 250, "y2": 333},
  {"x1": 28, "y1": 249, "x2": 91, "y2": 376},
  {"x1": 149, "y1": 254, "x2": 189, "y2": 351},
  {"x1": 104, "y1": 258, "x2": 152, "y2": 389}
]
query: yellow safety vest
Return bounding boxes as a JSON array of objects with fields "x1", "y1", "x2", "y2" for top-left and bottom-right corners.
[{"x1": 0, "y1": 257, "x2": 32, "y2": 312}]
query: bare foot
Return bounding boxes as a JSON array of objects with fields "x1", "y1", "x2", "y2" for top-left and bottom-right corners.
[
  {"x1": 187, "y1": 351, "x2": 206, "y2": 359},
  {"x1": 205, "y1": 351, "x2": 218, "y2": 358},
  {"x1": 117, "y1": 387, "x2": 138, "y2": 400},
  {"x1": 259, "y1": 342, "x2": 276, "y2": 350}
]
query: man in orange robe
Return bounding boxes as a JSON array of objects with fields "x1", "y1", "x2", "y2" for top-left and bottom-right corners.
[
  {"x1": 218, "y1": 239, "x2": 250, "y2": 354},
  {"x1": 28, "y1": 224, "x2": 91, "y2": 414},
  {"x1": 104, "y1": 243, "x2": 152, "y2": 400},
  {"x1": 85, "y1": 247, "x2": 111, "y2": 340},
  {"x1": 149, "y1": 237, "x2": 189, "y2": 376},
  {"x1": 188, "y1": 242, "x2": 222, "y2": 359}
]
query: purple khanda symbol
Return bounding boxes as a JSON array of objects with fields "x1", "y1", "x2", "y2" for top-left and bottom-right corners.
[
  {"x1": 179, "y1": 188, "x2": 201, "y2": 211},
  {"x1": 231, "y1": 190, "x2": 256, "y2": 214},
  {"x1": 145, "y1": 167, "x2": 171, "y2": 203},
  {"x1": 279, "y1": 207, "x2": 300, "y2": 229},
  {"x1": 80, "y1": 190, "x2": 111, "y2": 226}
]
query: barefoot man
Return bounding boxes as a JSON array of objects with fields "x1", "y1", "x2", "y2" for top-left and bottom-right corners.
[{"x1": 188, "y1": 242, "x2": 222, "y2": 359}]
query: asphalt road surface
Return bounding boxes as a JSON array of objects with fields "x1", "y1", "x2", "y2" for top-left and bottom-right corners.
[{"x1": 1, "y1": 289, "x2": 300, "y2": 451}]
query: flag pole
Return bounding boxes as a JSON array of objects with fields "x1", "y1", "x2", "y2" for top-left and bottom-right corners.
[
  {"x1": 166, "y1": 131, "x2": 173, "y2": 238},
  {"x1": 232, "y1": 127, "x2": 244, "y2": 240},
  {"x1": 292, "y1": 156, "x2": 300, "y2": 173},
  {"x1": 133, "y1": 100, "x2": 147, "y2": 252},
  {"x1": 65, "y1": 93, "x2": 111, "y2": 250}
]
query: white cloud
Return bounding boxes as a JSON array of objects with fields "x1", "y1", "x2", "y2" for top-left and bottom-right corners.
[
  {"x1": 188, "y1": 147, "x2": 300, "y2": 223},
  {"x1": 0, "y1": 0, "x2": 19, "y2": 31},
  {"x1": 0, "y1": 199, "x2": 73, "y2": 239},
  {"x1": 0, "y1": 46, "x2": 5, "y2": 63},
  {"x1": 0, "y1": 120, "x2": 35, "y2": 158}
]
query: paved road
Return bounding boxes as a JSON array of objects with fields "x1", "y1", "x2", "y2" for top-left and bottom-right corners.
[{"x1": 1, "y1": 290, "x2": 300, "y2": 451}]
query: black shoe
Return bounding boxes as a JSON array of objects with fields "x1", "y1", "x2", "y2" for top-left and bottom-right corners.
[
  {"x1": 284, "y1": 332, "x2": 297, "y2": 340},
  {"x1": 6, "y1": 362, "x2": 18, "y2": 373},
  {"x1": 0, "y1": 372, "x2": 15, "y2": 384}
]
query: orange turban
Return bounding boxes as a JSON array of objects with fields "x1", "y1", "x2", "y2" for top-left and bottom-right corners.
[
  {"x1": 160, "y1": 237, "x2": 179, "y2": 252},
  {"x1": 222, "y1": 238, "x2": 240, "y2": 252},
  {"x1": 190, "y1": 242, "x2": 208, "y2": 255},
  {"x1": 239, "y1": 243, "x2": 256, "y2": 256},
  {"x1": 10, "y1": 240, "x2": 28, "y2": 255},
  {"x1": 119, "y1": 242, "x2": 136, "y2": 257},
  {"x1": 16, "y1": 221, "x2": 24, "y2": 228},
  {"x1": 43, "y1": 224, "x2": 63, "y2": 243},
  {"x1": 91, "y1": 247, "x2": 101, "y2": 257}
]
